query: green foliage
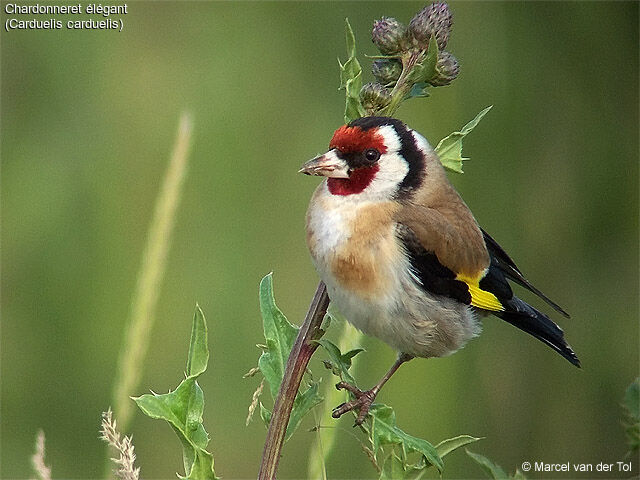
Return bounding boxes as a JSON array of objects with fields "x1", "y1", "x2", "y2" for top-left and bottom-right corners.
[
  {"x1": 435, "y1": 435, "x2": 484, "y2": 458},
  {"x1": 319, "y1": 341, "x2": 480, "y2": 478},
  {"x1": 133, "y1": 306, "x2": 218, "y2": 480},
  {"x1": 466, "y1": 450, "x2": 527, "y2": 480},
  {"x1": 434, "y1": 106, "x2": 493, "y2": 173},
  {"x1": 623, "y1": 377, "x2": 640, "y2": 455},
  {"x1": 367, "y1": 404, "x2": 443, "y2": 474},
  {"x1": 407, "y1": 82, "x2": 430, "y2": 99},
  {"x1": 285, "y1": 382, "x2": 323, "y2": 441},
  {"x1": 339, "y1": 19, "x2": 366, "y2": 123},
  {"x1": 379, "y1": 451, "x2": 409, "y2": 480},
  {"x1": 466, "y1": 450, "x2": 508, "y2": 479},
  {"x1": 405, "y1": 34, "x2": 439, "y2": 87},
  {"x1": 257, "y1": 273, "x2": 298, "y2": 399},
  {"x1": 249, "y1": 273, "x2": 323, "y2": 441},
  {"x1": 317, "y1": 338, "x2": 364, "y2": 384}
]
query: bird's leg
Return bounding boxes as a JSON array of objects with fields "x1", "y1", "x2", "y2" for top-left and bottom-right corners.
[{"x1": 332, "y1": 353, "x2": 413, "y2": 426}]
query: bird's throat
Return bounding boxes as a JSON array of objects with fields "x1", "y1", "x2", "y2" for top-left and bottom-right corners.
[{"x1": 327, "y1": 165, "x2": 379, "y2": 196}]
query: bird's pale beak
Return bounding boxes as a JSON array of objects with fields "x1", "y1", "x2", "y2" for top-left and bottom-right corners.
[{"x1": 298, "y1": 149, "x2": 350, "y2": 178}]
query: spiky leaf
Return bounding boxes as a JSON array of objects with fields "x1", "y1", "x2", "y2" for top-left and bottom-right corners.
[
  {"x1": 466, "y1": 450, "x2": 508, "y2": 479},
  {"x1": 379, "y1": 452, "x2": 407, "y2": 479},
  {"x1": 187, "y1": 305, "x2": 209, "y2": 377},
  {"x1": 340, "y1": 19, "x2": 366, "y2": 122},
  {"x1": 317, "y1": 339, "x2": 364, "y2": 384},
  {"x1": 285, "y1": 382, "x2": 324, "y2": 441},
  {"x1": 368, "y1": 404, "x2": 443, "y2": 472},
  {"x1": 407, "y1": 82, "x2": 430, "y2": 99},
  {"x1": 435, "y1": 105, "x2": 492, "y2": 173},
  {"x1": 133, "y1": 306, "x2": 217, "y2": 480},
  {"x1": 257, "y1": 273, "x2": 299, "y2": 399},
  {"x1": 253, "y1": 273, "x2": 324, "y2": 441},
  {"x1": 259, "y1": 402, "x2": 272, "y2": 427},
  {"x1": 435, "y1": 435, "x2": 482, "y2": 458}
]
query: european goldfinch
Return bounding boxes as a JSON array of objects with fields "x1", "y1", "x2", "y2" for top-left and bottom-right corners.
[{"x1": 300, "y1": 116, "x2": 580, "y2": 426}]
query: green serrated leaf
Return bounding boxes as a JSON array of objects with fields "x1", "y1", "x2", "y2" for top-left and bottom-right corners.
[
  {"x1": 340, "y1": 57, "x2": 361, "y2": 90},
  {"x1": 435, "y1": 105, "x2": 493, "y2": 174},
  {"x1": 259, "y1": 402, "x2": 272, "y2": 428},
  {"x1": 187, "y1": 305, "x2": 209, "y2": 377},
  {"x1": 133, "y1": 306, "x2": 217, "y2": 480},
  {"x1": 319, "y1": 312, "x2": 332, "y2": 333},
  {"x1": 368, "y1": 405, "x2": 443, "y2": 472},
  {"x1": 435, "y1": 435, "x2": 482, "y2": 458},
  {"x1": 257, "y1": 273, "x2": 299, "y2": 399},
  {"x1": 342, "y1": 347, "x2": 365, "y2": 362},
  {"x1": 466, "y1": 450, "x2": 508, "y2": 479},
  {"x1": 423, "y1": 35, "x2": 439, "y2": 79},
  {"x1": 345, "y1": 17, "x2": 356, "y2": 60},
  {"x1": 285, "y1": 382, "x2": 324, "y2": 441},
  {"x1": 317, "y1": 339, "x2": 364, "y2": 384},
  {"x1": 340, "y1": 19, "x2": 366, "y2": 123},
  {"x1": 253, "y1": 273, "x2": 323, "y2": 442},
  {"x1": 407, "y1": 82, "x2": 430, "y2": 99},
  {"x1": 343, "y1": 72, "x2": 366, "y2": 123},
  {"x1": 379, "y1": 451, "x2": 407, "y2": 479}
]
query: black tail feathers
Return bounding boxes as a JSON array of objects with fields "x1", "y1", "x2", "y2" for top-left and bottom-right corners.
[{"x1": 496, "y1": 297, "x2": 581, "y2": 368}]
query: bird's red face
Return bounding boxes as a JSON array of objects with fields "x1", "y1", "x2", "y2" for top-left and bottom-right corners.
[
  {"x1": 300, "y1": 117, "x2": 426, "y2": 199},
  {"x1": 324, "y1": 125, "x2": 388, "y2": 195}
]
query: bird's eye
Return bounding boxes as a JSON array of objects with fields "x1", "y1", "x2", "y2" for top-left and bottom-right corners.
[{"x1": 364, "y1": 149, "x2": 380, "y2": 162}]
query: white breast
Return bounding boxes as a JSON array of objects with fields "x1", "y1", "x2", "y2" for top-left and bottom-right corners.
[{"x1": 306, "y1": 181, "x2": 481, "y2": 358}]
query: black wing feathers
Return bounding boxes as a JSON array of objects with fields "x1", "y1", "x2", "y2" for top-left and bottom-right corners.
[
  {"x1": 398, "y1": 225, "x2": 471, "y2": 305},
  {"x1": 496, "y1": 297, "x2": 581, "y2": 367},
  {"x1": 481, "y1": 230, "x2": 579, "y2": 367},
  {"x1": 397, "y1": 224, "x2": 580, "y2": 367},
  {"x1": 481, "y1": 228, "x2": 570, "y2": 318},
  {"x1": 478, "y1": 259, "x2": 512, "y2": 301}
]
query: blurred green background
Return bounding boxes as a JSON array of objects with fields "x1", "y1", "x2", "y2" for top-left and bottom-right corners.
[{"x1": 2, "y1": 1, "x2": 638, "y2": 478}]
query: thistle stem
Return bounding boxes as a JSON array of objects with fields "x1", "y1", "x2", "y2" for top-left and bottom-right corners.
[
  {"x1": 258, "y1": 281, "x2": 330, "y2": 480},
  {"x1": 383, "y1": 51, "x2": 424, "y2": 116}
]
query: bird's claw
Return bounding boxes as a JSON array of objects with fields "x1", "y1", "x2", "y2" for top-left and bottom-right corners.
[{"x1": 332, "y1": 381, "x2": 378, "y2": 426}]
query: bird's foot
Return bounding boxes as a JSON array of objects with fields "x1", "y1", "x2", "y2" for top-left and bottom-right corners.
[{"x1": 332, "y1": 381, "x2": 379, "y2": 426}]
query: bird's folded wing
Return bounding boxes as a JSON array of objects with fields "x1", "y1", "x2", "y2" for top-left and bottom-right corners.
[
  {"x1": 396, "y1": 204, "x2": 569, "y2": 317},
  {"x1": 397, "y1": 222, "x2": 509, "y2": 312},
  {"x1": 395, "y1": 203, "x2": 506, "y2": 311}
]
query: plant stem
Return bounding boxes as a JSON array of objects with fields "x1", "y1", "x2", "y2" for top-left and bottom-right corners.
[
  {"x1": 307, "y1": 320, "x2": 364, "y2": 479},
  {"x1": 383, "y1": 51, "x2": 424, "y2": 117},
  {"x1": 258, "y1": 281, "x2": 330, "y2": 480}
]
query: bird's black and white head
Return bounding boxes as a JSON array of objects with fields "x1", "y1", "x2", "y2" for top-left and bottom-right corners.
[{"x1": 299, "y1": 117, "x2": 436, "y2": 202}]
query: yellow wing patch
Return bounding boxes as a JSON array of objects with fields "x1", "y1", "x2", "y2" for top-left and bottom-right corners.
[{"x1": 456, "y1": 272, "x2": 505, "y2": 312}]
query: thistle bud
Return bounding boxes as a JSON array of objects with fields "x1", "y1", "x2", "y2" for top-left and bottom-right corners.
[
  {"x1": 409, "y1": 2, "x2": 452, "y2": 50},
  {"x1": 372, "y1": 59, "x2": 402, "y2": 85},
  {"x1": 429, "y1": 51, "x2": 459, "y2": 86},
  {"x1": 372, "y1": 17, "x2": 408, "y2": 55},
  {"x1": 360, "y1": 82, "x2": 392, "y2": 112}
]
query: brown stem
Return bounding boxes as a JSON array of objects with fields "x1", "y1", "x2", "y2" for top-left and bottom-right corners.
[{"x1": 258, "y1": 281, "x2": 330, "y2": 480}]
